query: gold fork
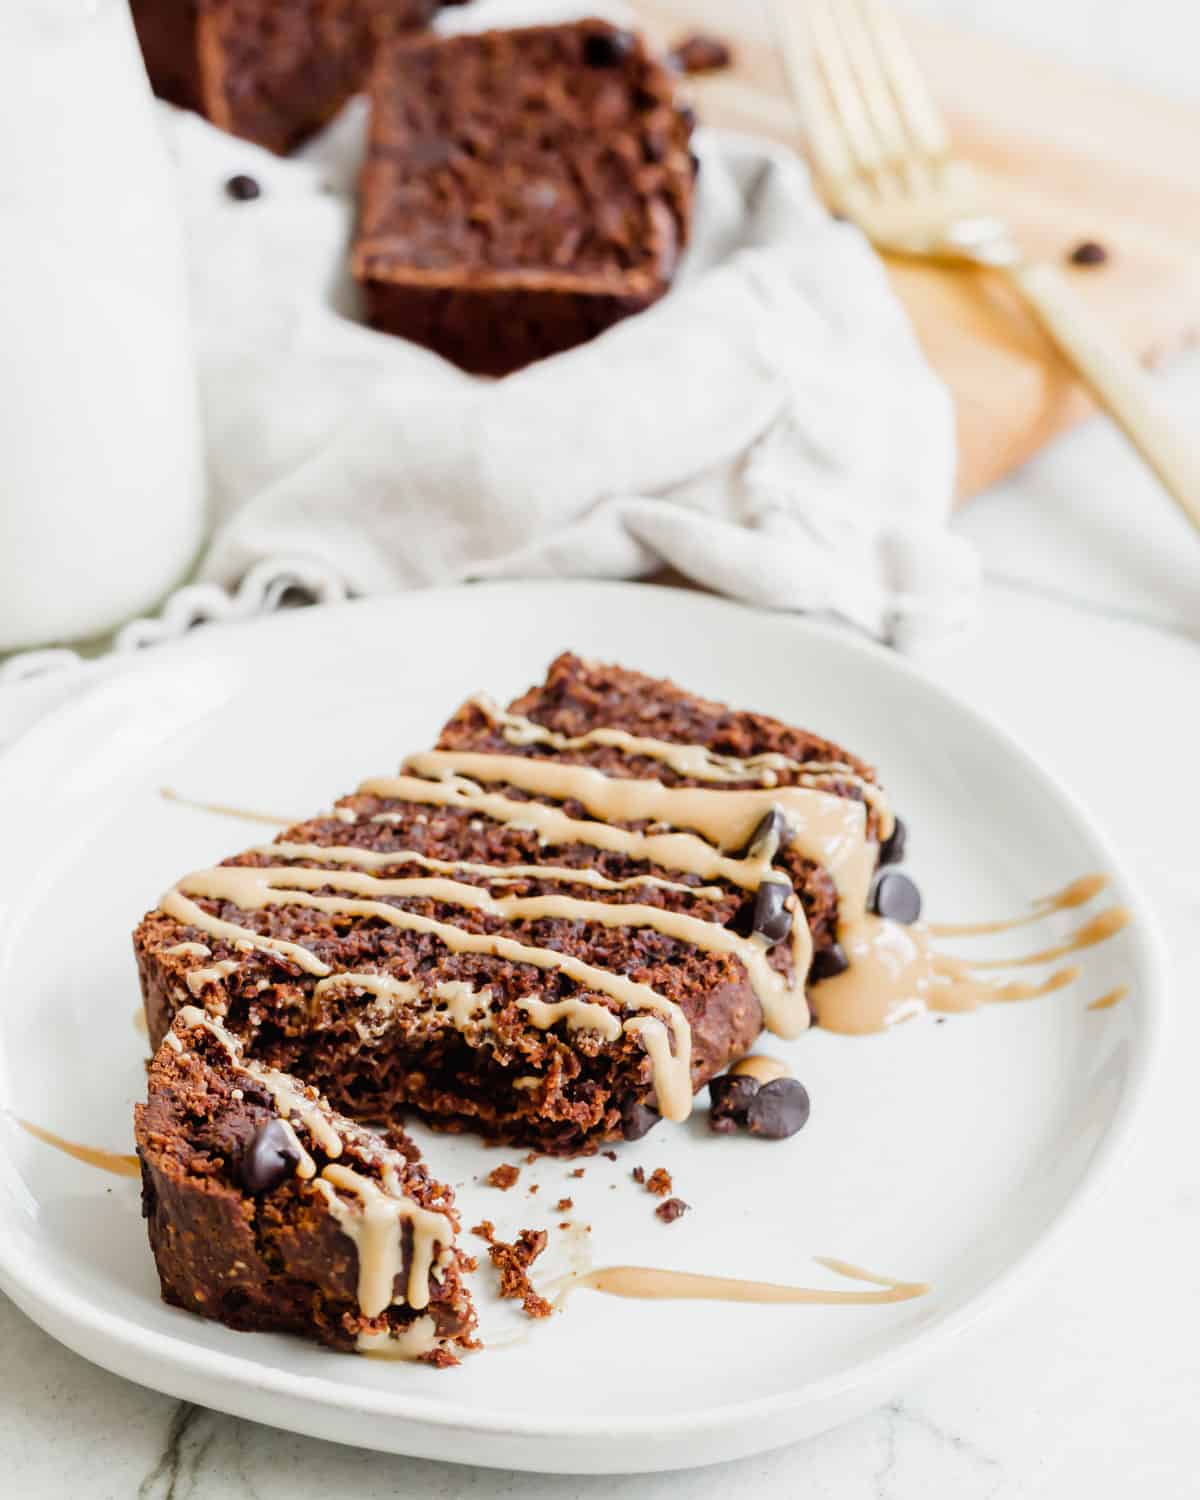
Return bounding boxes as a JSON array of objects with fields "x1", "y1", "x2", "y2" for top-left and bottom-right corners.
[{"x1": 767, "y1": 0, "x2": 1200, "y2": 532}]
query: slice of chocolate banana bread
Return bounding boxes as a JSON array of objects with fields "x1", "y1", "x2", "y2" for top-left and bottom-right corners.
[
  {"x1": 131, "y1": 0, "x2": 440, "y2": 155},
  {"x1": 135, "y1": 1007, "x2": 477, "y2": 1361},
  {"x1": 352, "y1": 21, "x2": 697, "y2": 374},
  {"x1": 134, "y1": 654, "x2": 892, "y2": 1153}
]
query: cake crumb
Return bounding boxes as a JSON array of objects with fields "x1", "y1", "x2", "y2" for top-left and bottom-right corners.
[
  {"x1": 669, "y1": 33, "x2": 733, "y2": 75},
  {"x1": 485, "y1": 1163, "x2": 520, "y2": 1191},
  {"x1": 631, "y1": 1166, "x2": 645, "y2": 1185},
  {"x1": 525, "y1": 1152, "x2": 538, "y2": 1164},
  {"x1": 569, "y1": 1167, "x2": 586, "y2": 1179},
  {"x1": 485, "y1": 1228, "x2": 552, "y2": 1319},
  {"x1": 528, "y1": 1184, "x2": 540, "y2": 1195},
  {"x1": 470, "y1": 1220, "x2": 496, "y2": 1244},
  {"x1": 656, "y1": 1197, "x2": 690, "y2": 1224},
  {"x1": 645, "y1": 1167, "x2": 673, "y2": 1198},
  {"x1": 555, "y1": 1197, "x2": 573, "y2": 1212},
  {"x1": 602, "y1": 1150, "x2": 617, "y2": 1161}
]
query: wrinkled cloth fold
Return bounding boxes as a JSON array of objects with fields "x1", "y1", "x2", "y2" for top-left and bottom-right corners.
[{"x1": 168, "y1": 0, "x2": 974, "y2": 653}]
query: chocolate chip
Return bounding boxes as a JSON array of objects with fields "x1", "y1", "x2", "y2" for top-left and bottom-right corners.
[
  {"x1": 878, "y1": 815, "x2": 907, "y2": 867},
  {"x1": 709, "y1": 1073, "x2": 759, "y2": 1131},
  {"x1": 1069, "y1": 239, "x2": 1108, "y2": 266},
  {"x1": 669, "y1": 33, "x2": 733, "y2": 76},
  {"x1": 744, "y1": 806, "x2": 789, "y2": 858},
  {"x1": 690, "y1": 150, "x2": 702, "y2": 178},
  {"x1": 746, "y1": 1078, "x2": 810, "y2": 1139},
  {"x1": 809, "y1": 941, "x2": 849, "y2": 981},
  {"x1": 622, "y1": 1099, "x2": 660, "y2": 1141},
  {"x1": 751, "y1": 880, "x2": 793, "y2": 945},
  {"x1": 870, "y1": 870, "x2": 922, "y2": 924},
  {"x1": 584, "y1": 29, "x2": 635, "y2": 67},
  {"x1": 225, "y1": 173, "x2": 261, "y2": 202},
  {"x1": 238, "y1": 1118, "x2": 301, "y2": 1194}
]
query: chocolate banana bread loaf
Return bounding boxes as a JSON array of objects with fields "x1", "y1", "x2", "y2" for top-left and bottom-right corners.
[
  {"x1": 135, "y1": 1007, "x2": 477, "y2": 1361},
  {"x1": 134, "y1": 654, "x2": 892, "y2": 1153},
  {"x1": 131, "y1": 0, "x2": 440, "y2": 155},
  {"x1": 352, "y1": 21, "x2": 697, "y2": 374}
]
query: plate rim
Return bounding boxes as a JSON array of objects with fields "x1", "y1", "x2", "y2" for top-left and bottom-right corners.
[{"x1": 0, "y1": 581, "x2": 1171, "y2": 1449}]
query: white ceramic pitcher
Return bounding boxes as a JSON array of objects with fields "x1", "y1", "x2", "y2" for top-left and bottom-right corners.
[{"x1": 0, "y1": 0, "x2": 205, "y2": 651}]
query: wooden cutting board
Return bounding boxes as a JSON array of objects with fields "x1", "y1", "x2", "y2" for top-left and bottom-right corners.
[{"x1": 635, "y1": 0, "x2": 1200, "y2": 499}]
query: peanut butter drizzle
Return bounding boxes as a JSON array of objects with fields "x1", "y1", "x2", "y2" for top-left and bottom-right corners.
[
  {"x1": 15, "y1": 1118, "x2": 140, "y2": 1177},
  {"x1": 929, "y1": 874, "x2": 1111, "y2": 937},
  {"x1": 557, "y1": 1257, "x2": 926, "y2": 1307},
  {"x1": 357, "y1": 1315, "x2": 439, "y2": 1360},
  {"x1": 257, "y1": 840, "x2": 727, "y2": 901},
  {"x1": 731, "y1": 1054, "x2": 791, "y2": 1085},
  {"x1": 1089, "y1": 985, "x2": 1128, "y2": 1012},
  {"x1": 168, "y1": 866, "x2": 695, "y2": 1119},
  {"x1": 169, "y1": 1009, "x2": 455, "y2": 1320},
  {"x1": 160, "y1": 786, "x2": 292, "y2": 827},
  {"x1": 814, "y1": 903, "x2": 1128, "y2": 1037},
  {"x1": 315, "y1": 1162, "x2": 453, "y2": 1316},
  {"x1": 133, "y1": 1008, "x2": 148, "y2": 1036},
  {"x1": 400, "y1": 751, "x2": 875, "y2": 914},
  {"x1": 471, "y1": 696, "x2": 894, "y2": 833}
]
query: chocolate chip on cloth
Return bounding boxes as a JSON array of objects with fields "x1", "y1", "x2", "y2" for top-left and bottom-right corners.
[
  {"x1": 870, "y1": 870, "x2": 922, "y2": 924},
  {"x1": 669, "y1": 33, "x2": 733, "y2": 75},
  {"x1": 224, "y1": 173, "x2": 261, "y2": 203},
  {"x1": 746, "y1": 1079, "x2": 811, "y2": 1140},
  {"x1": 237, "y1": 1119, "x2": 301, "y2": 1194},
  {"x1": 708, "y1": 1073, "x2": 759, "y2": 1132}
]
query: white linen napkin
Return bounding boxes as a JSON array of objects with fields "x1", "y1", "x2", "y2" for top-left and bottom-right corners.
[{"x1": 166, "y1": 0, "x2": 975, "y2": 654}]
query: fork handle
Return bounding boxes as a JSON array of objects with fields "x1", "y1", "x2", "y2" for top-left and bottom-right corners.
[{"x1": 1003, "y1": 259, "x2": 1200, "y2": 532}]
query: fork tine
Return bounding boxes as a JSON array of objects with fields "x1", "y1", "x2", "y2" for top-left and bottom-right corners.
[
  {"x1": 835, "y1": 0, "x2": 919, "y2": 168},
  {"x1": 857, "y1": 0, "x2": 951, "y2": 161},
  {"x1": 805, "y1": 0, "x2": 891, "y2": 179},
  {"x1": 762, "y1": 0, "x2": 855, "y2": 191}
]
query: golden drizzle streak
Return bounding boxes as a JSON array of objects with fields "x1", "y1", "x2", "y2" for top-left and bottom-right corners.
[
  {"x1": 1088, "y1": 986, "x2": 1128, "y2": 1012},
  {"x1": 160, "y1": 786, "x2": 293, "y2": 827},
  {"x1": 929, "y1": 874, "x2": 1111, "y2": 937},
  {"x1": 15, "y1": 1118, "x2": 140, "y2": 1178},
  {"x1": 555, "y1": 1257, "x2": 927, "y2": 1307}
]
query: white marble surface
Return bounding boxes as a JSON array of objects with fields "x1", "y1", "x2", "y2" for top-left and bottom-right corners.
[{"x1": 4, "y1": 0, "x2": 1200, "y2": 1494}]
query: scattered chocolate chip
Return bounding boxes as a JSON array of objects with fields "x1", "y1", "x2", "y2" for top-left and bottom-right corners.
[
  {"x1": 878, "y1": 815, "x2": 907, "y2": 868},
  {"x1": 744, "y1": 806, "x2": 789, "y2": 858},
  {"x1": 1069, "y1": 239, "x2": 1108, "y2": 267},
  {"x1": 669, "y1": 33, "x2": 733, "y2": 75},
  {"x1": 584, "y1": 29, "x2": 635, "y2": 67},
  {"x1": 709, "y1": 1072, "x2": 759, "y2": 1131},
  {"x1": 622, "y1": 1099, "x2": 660, "y2": 1141},
  {"x1": 746, "y1": 1078, "x2": 811, "y2": 1139},
  {"x1": 809, "y1": 941, "x2": 850, "y2": 982},
  {"x1": 870, "y1": 870, "x2": 922, "y2": 924},
  {"x1": 238, "y1": 1119, "x2": 301, "y2": 1194},
  {"x1": 225, "y1": 173, "x2": 261, "y2": 202},
  {"x1": 656, "y1": 1197, "x2": 690, "y2": 1223},
  {"x1": 751, "y1": 880, "x2": 793, "y2": 944}
]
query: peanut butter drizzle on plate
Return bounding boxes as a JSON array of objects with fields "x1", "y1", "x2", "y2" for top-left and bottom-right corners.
[
  {"x1": 815, "y1": 880, "x2": 1130, "y2": 1036},
  {"x1": 1088, "y1": 985, "x2": 1128, "y2": 1012},
  {"x1": 14, "y1": 1117, "x2": 140, "y2": 1178},
  {"x1": 160, "y1": 786, "x2": 293, "y2": 827},
  {"x1": 555, "y1": 1257, "x2": 926, "y2": 1308},
  {"x1": 929, "y1": 874, "x2": 1110, "y2": 937}
]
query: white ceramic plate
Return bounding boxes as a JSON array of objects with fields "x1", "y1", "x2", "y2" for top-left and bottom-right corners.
[{"x1": 0, "y1": 583, "x2": 1165, "y2": 1473}]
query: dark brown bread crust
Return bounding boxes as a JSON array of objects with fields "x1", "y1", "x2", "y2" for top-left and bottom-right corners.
[
  {"x1": 352, "y1": 22, "x2": 696, "y2": 374},
  {"x1": 131, "y1": 0, "x2": 440, "y2": 155},
  {"x1": 135, "y1": 1018, "x2": 476, "y2": 1359},
  {"x1": 134, "y1": 653, "x2": 882, "y2": 1152}
]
